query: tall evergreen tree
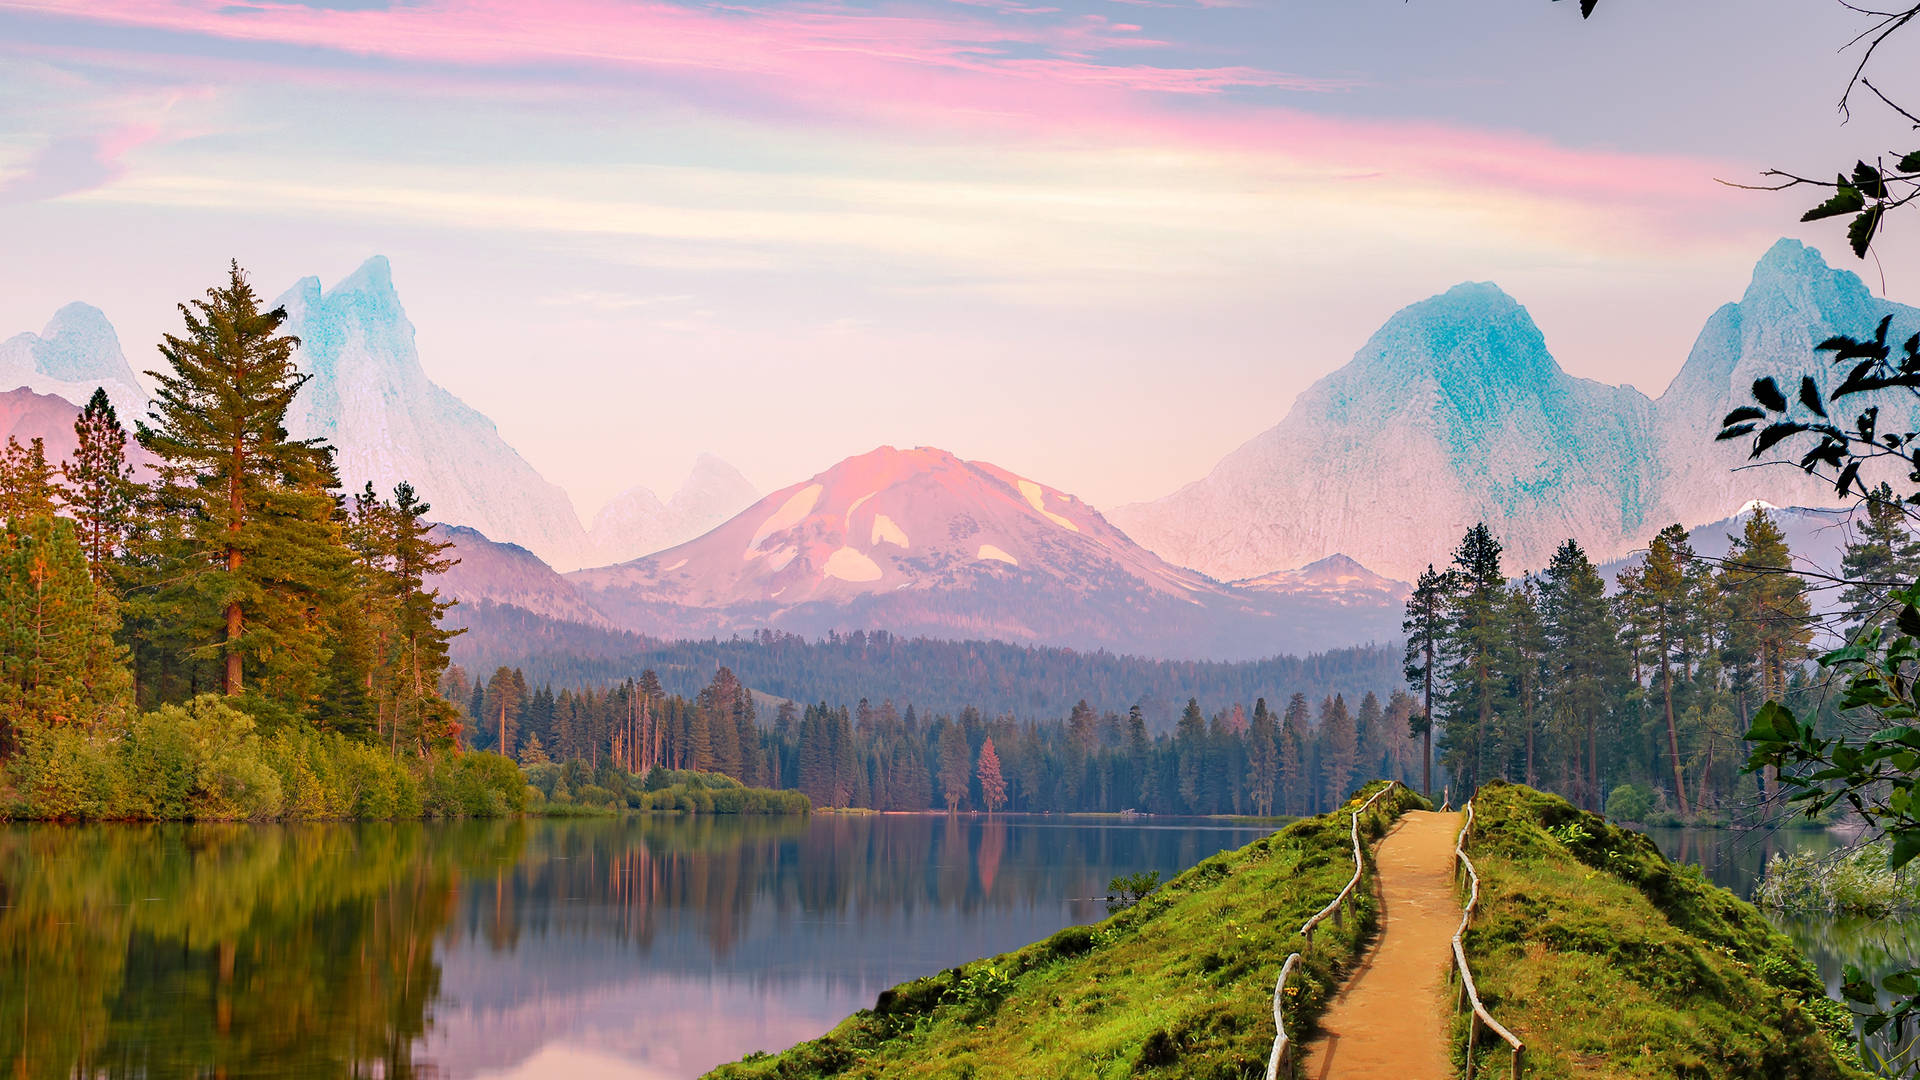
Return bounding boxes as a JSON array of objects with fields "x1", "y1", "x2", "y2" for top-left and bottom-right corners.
[
  {"x1": 1244, "y1": 697, "x2": 1278, "y2": 817},
  {"x1": 1403, "y1": 563, "x2": 1453, "y2": 798},
  {"x1": 61, "y1": 389, "x2": 139, "y2": 579},
  {"x1": 976, "y1": 736, "x2": 1007, "y2": 813},
  {"x1": 1632, "y1": 524, "x2": 1701, "y2": 815},
  {"x1": 1537, "y1": 539, "x2": 1623, "y2": 809},
  {"x1": 1838, "y1": 483, "x2": 1920, "y2": 639},
  {"x1": 1319, "y1": 693, "x2": 1357, "y2": 807},
  {"x1": 1438, "y1": 524, "x2": 1508, "y2": 793},
  {"x1": 0, "y1": 437, "x2": 59, "y2": 524},
  {"x1": 0, "y1": 516, "x2": 132, "y2": 757},
  {"x1": 937, "y1": 718, "x2": 970, "y2": 811},
  {"x1": 1278, "y1": 692, "x2": 1308, "y2": 815},
  {"x1": 136, "y1": 263, "x2": 346, "y2": 701}
]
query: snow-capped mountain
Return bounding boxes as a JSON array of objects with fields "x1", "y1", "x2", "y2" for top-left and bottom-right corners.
[
  {"x1": 563, "y1": 445, "x2": 1404, "y2": 660},
  {"x1": 1233, "y1": 554, "x2": 1410, "y2": 607},
  {"x1": 588, "y1": 453, "x2": 759, "y2": 565},
  {"x1": 1112, "y1": 281, "x2": 1662, "y2": 582},
  {"x1": 275, "y1": 257, "x2": 594, "y2": 570},
  {"x1": 0, "y1": 302, "x2": 147, "y2": 421},
  {"x1": 1114, "y1": 240, "x2": 1916, "y2": 582}
]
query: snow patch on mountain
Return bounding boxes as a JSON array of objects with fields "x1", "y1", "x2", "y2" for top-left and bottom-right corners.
[{"x1": 977, "y1": 544, "x2": 1018, "y2": 566}]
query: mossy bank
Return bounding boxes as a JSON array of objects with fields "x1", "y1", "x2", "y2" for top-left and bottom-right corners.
[
  {"x1": 704, "y1": 782, "x2": 1427, "y2": 1080},
  {"x1": 1463, "y1": 782, "x2": 1867, "y2": 1080}
]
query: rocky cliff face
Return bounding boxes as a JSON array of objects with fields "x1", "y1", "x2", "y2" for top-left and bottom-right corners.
[
  {"x1": 275, "y1": 257, "x2": 594, "y2": 570},
  {"x1": 1114, "y1": 241, "x2": 1917, "y2": 581}
]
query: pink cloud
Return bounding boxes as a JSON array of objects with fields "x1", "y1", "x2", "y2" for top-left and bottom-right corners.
[
  {"x1": 0, "y1": 123, "x2": 156, "y2": 204},
  {"x1": 0, "y1": 0, "x2": 1735, "y2": 220}
]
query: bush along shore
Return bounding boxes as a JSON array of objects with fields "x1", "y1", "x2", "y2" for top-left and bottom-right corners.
[
  {"x1": 524, "y1": 763, "x2": 811, "y2": 816},
  {"x1": 1757, "y1": 842, "x2": 1920, "y2": 918},
  {"x1": 703, "y1": 780, "x2": 1427, "y2": 1080},
  {"x1": 1463, "y1": 782, "x2": 1866, "y2": 1079},
  {"x1": 2, "y1": 695, "x2": 527, "y2": 822}
]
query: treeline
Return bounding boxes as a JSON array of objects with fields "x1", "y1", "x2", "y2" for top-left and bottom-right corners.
[
  {"x1": 452, "y1": 663, "x2": 1423, "y2": 816},
  {"x1": 1404, "y1": 499, "x2": 1914, "y2": 817},
  {"x1": 444, "y1": 610, "x2": 1402, "y2": 731},
  {"x1": 0, "y1": 265, "x2": 511, "y2": 818}
]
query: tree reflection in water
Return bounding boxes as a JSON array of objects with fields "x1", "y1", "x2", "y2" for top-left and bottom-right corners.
[{"x1": 2, "y1": 814, "x2": 1263, "y2": 1079}]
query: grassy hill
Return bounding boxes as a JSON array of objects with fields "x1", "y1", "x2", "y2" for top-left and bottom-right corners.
[{"x1": 1463, "y1": 782, "x2": 1867, "y2": 1079}]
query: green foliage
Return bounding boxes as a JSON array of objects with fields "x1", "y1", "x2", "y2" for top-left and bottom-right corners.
[
  {"x1": 1, "y1": 695, "x2": 513, "y2": 821},
  {"x1": 0, "y1": 515, "x2": 132, "y2": 756},
  {"x1": 1104, "y1": 870, "x2": 1161, "y2": 913},
  {"x1": 1464, "y1": 782, "x2": 1868, "y2": 1079},
  {"x1": 1758, "y1": 843, "x2": 1920, "y2": 918},
  {"x1": 1605, "y1": 782, "x2": 1655, "y2": 823}
]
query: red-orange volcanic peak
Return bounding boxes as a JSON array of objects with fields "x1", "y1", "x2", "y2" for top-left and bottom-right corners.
[{"x1": 570, "y1": 444, "x2": 1228, "y2": 610}]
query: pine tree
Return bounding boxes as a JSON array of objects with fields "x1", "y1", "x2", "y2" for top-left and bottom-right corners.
[
  {"x1": 1174, "y1": 698, "x2": 1206, "y2": 812},
  {"x1": 1439, "y1": 524, "x2": 1508, "y2": 793},
  {"x1": 976, "y1": 736, "x2": 1007, "y2": 813},
  {"x1": 1278, "y1": 692, "x2": 1308, "y2": 814},
  {"x1": 1245, "y1": 696, "x2": 1278, "y2": 816},
  {"x1": 136, "y1": 263, "x2": 346, "y2": 701},
  {"x1": 1319, "y1": 694, "x2": 1357, "y2": 807},
  {"x1": 1538, "y1": 539, "x2": 1623, "y2": 810},
  {"x1": 483, "y1": 666, "x2": 525, "y2": 758},
  {"x1": 59, "y1": 389, "x2": 139, "y2": 580},
  {"x1": 1505, "y1": 577, "x2": 1546, "y2": 786},
  {"x1": 1634, "y1": 524, "x2": 1700, "y2": 815},
  {"x1": 0, "y1": 437, "x2": 59, "y2": 525},
  {"x1": 1403, "y1": 563, "x2": 1453, "y2": 798},
  {"x1": 387, "y1": 484, "x2": 462, "y2": 753},
  {"x1": 1839, "y1": 483, "x2": 1920, "y2": 639},
  {"x1": 519, "y1": 730, "x2": 550, "y2": 765},
  {"x1": 0, "y1": 516, "x2": 132, "y2": 757},
  {"x1": 937, "y1": 718, "x2": 970, "y2": 811}
]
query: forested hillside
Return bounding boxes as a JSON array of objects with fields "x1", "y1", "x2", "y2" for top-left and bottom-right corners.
[
  {"x1": 450, "y1": 663, "x2": 1425, "y2": 816},
  {"x1": 448, "y1": 608, "x2": 1399, "y2": 728}
]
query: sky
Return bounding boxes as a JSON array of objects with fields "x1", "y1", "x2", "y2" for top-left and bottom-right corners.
[{"x1": 1, "y1": 0, "x2": 1917, "y2": 518}]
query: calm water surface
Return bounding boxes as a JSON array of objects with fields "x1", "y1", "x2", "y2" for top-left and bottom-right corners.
[
  {"x1": 1649, "y1": 824, "x2": 1920, "y2": 1069},
  {"x1": 0, "y1": 814, "x2": 1268, "y2": 1079}
]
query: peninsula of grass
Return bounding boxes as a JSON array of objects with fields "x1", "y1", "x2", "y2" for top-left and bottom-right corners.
[
  {"x1": 1462, "y1": 782, "x2": 1866, "y2": 1080},
  {"x1": 705, "y1": 781, "x2": 1429, "y2": 1080}
]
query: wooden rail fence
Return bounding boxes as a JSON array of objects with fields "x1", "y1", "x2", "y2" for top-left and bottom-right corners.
[
  {"x1": 1451, "y1": 800, "x2": 1524, "y2": 1079},
  {"x1": 1263, "y1": 781, "x2": 1399, "y2": 1080}
]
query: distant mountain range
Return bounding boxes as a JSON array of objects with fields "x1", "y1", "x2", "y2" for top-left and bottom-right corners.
[
  {"x1": 587, "y1": 453, "x2": 760, "y2": 565},
  {"x1": 5, "y1": 239, "x2": 1911, "y2": 664},
  {"x1": 436, "y1": 445, "x2": 1409, "y2": 662},
  {"x1": 1111, "y1": 240, "x2": 1919, "y2": 581}
]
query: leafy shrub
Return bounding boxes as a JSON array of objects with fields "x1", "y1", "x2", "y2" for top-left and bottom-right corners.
[
  {"x1": 1757, "y1": 843, "x2": 1920, "y2": 917},
  {"x1": 1605, "y1": 782, "x2": 1655, "y2": 823},
  {"x1": 7, "y1": 726, "x2": 120, "y2": 819}
]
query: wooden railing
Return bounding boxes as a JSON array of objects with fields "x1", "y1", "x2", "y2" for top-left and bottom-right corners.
[
  {"x1": 1451, "y1": 800, "x2": 1525, "y2": 1079},
  {"x1": 1264, "y1": 781, "x2": 1399, "y2": 1080}
]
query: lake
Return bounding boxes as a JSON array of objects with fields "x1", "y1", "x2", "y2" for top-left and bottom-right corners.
[
  {"x1": 1648, "y1": 823, "x2": 1920, "y2": 1071},
  {"x1": 0, "y1": 813, "x2": 1270, "y2": 1079}
]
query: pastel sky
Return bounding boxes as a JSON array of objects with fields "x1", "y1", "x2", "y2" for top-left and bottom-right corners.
[{"x1": 1, "y1": 0, "x2": 1915, "y2": 517}]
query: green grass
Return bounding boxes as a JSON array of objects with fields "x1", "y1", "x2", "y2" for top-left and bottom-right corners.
[
  {"x1": 1463, "y1": 782, "x2": 1868, "y2": 1080},
  {"x1": 704, "y1": 782, "x2": 1430, "y2": 1080}
]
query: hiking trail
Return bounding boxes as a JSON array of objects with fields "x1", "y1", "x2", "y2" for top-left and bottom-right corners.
[{"x1": 1299, "y1": 809, "x2": 1464, "y2": 1080}]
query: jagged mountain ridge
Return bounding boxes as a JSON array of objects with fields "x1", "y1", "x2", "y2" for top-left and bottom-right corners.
[
  {"x1": 0, "y1": 302, "x2": 147, "y2": 422},
  {"x1": 1113, "y1": 240, "x2": 1919, "y2": 582},
  {"x1": 562, "y1": 445, "x2": 1405, "y2": 661},
  {"x1": 275, "y1": 258, "x2": 599, "y2": 570}
]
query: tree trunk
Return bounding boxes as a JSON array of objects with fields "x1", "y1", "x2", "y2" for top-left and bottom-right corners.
[{"x1": 1662, "y1": 657, "x2": 1691, "y2": 816}]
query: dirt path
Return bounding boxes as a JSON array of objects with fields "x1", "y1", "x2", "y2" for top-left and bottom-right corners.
[{"x1": 1299, "y1": 809, "x2": 1463, "y2": 1080}]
